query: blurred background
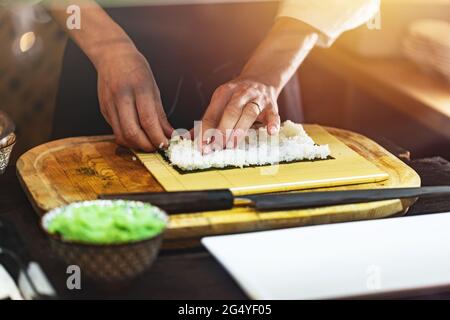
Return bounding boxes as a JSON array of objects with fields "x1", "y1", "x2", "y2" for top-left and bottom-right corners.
[{"x1": 0, "y1": 0, "x2": 449, "y2": 161}]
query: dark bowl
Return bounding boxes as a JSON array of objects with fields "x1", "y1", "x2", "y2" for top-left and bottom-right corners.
[
  {"x1": 0, "y1": 133, "x2": 16, "y2": 174},
  {"x1": 41, "y1": 200, "x2": 168, "y2": 284},
  {"x1": 0, "y1": 111, "x2": 16, "y2": 174}
]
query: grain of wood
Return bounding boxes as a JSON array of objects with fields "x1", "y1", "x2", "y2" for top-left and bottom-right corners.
[{"x1": 16, "y1": 126, "x2": 421, "y2": 245}]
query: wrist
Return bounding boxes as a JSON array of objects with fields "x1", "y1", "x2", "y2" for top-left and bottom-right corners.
[
  {"x1": 89, "y1": 37, "x2": 138, "y2": 71},
  {"x1": 238, "y1": 18, "x2": 319, "y2": 98}
]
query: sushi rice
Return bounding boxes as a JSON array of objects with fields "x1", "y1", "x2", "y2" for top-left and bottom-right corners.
[{"x1": 165, "y1": 121, "x2": 330, "y2": 171}]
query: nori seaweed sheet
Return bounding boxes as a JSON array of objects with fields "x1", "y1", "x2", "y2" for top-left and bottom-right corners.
[{"x1": 159, "y1": 150, "x2": 334, "y2": 175}]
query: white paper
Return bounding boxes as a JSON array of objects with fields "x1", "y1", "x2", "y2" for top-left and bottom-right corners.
[{"x1": 202, "y1": 212, "x2": 450, "y2": 299}]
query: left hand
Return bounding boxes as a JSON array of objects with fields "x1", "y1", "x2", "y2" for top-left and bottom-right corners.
[{"x1": 200, "y1": 78, "x2": 281, "y2": 152}]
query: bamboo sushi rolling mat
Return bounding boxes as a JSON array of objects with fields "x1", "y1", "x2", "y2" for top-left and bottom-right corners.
[
  {"x1": 17, "y1": 125, "x2": 421, "y2": 248},
  {"x1": 135, "y1": 125, "x2": 388, "y2": 195}
]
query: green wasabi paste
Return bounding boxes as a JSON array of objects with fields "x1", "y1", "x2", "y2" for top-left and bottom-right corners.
[{"x1": 46, "y1": 201, "x2": 167, "y2": 244}]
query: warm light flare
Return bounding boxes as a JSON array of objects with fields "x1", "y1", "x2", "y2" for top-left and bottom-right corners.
[{"x1": 19, "y1": 31, "x2": 36, "y2": 53}]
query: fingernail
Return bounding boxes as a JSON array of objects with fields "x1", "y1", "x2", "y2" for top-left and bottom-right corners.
[
  {"x1": 159, "y1": 139, "x2": 169, "y2": 149},
  {"x1": 203, "y1": 145, "x2": 212, "y2": 154},
  {"x1": 268, "y1": 125, "x2": 278, "y2": 135}
]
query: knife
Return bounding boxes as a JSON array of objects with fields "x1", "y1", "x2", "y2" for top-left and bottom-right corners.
[{"x1": 99, "y1": 186, "x2": 450, "y2": 214}]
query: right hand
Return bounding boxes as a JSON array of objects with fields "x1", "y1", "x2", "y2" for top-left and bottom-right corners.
[{"x1": 96, "y1": 46, "x2": 173, "y2": 152}]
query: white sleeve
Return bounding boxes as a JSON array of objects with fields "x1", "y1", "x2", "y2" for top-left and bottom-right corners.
[{"x1": 278, "y1": 0, "x2": 380, "y2": 47}]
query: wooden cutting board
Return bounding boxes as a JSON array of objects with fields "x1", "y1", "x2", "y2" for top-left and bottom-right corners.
[{"x1": 16, "y1": 126, "x2": 421, "y2": 248}]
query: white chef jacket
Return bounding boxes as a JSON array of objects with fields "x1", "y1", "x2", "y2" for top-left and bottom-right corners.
[
  {"x1": 28, "y1": 0, "x2": 380, "y2": 46},
  {"x1": 278, "y1": 0, "x2": 380, "y2": 47}
]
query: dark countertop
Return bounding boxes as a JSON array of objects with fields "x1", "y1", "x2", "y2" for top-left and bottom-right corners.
[{"x1": 1, "y1": 156, "x2": 450, "y2": 299}]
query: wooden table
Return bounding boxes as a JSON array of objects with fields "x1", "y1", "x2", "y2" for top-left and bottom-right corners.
[{"x1": 1, "y1": 155, "x2": 450, "y2": 299}]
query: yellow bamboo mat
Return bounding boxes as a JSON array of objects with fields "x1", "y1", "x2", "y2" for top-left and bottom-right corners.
[{"x1": 135, "y1": 125, "x2": 388, "y2": 196}]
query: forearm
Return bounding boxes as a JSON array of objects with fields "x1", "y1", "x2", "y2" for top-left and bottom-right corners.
[
  {"x1": 240, "y1": 17, "x2": 319, "y2": 96},
  {"x1": 44, "y1": 0, "x2": 135, "y2": 69}
]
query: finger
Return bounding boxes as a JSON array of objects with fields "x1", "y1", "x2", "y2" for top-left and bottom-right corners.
[
  {"x1": 202, "y1": 86, "x2": 233, "y2": 134},
  {"x1": 134, "y1": 87, "x2": 169, "y2": 149},
  {"x1": 230, "y1": 100, "x2": 264, "y2": 148},
  {"x1": 115, "y1": 90, "x2": 155, "y2": 152},
  {"x1": 200, "y1": 117, "x2": 218, "y2": 150},
  {"x1": 98, "y1": 82, "x2": 112, "y2": 126},
  {"x1": 148, "y1": 81, "x2": 175, "y2": 138},
  {"x1": 109, "y1": 103, "x2": 132, "y2": 148},
  {"x1": 216, "y1": 91, "x2": 254, "y2": 148},
  {"x1": 264, "y1": 104, "x2": 281, "y2": 135},
  {"x1": 235, "y1": 101, "x2": 263, "y2": 135},
  {"x1": 154, "y1": 98, "x2": 174, "y2": 138},
  {"x1": 200, "y1": 85, "x2": 234, "y2": 151},
  {"x1": 98, "y1": 85, "x2": 128, "y2": 146},
  {"x1": 98, "y1": 101, "x2": 109, "y2": 125},
  {"x1": 159, "y1": 111, "x2": 175, "y2": 138}
]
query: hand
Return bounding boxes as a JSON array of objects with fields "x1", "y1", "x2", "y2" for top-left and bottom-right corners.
[
  {"x1": 198, "y1": 18, "x2": 320, "y2": 153},
  {"x1": 96, "y1": 46, "x2": 173, "y2": 152},
  {"x1": 200, "y1": 78, "x2": 281, "y2": 152}
]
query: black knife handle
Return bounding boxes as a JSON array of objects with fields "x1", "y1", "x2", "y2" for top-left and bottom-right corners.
[
  {"x1": 253, "y1": 186, "x2": 450, "y2": 211},
  {"x1": 99, "y1": 189, "x2": 234, "y2": 214}
]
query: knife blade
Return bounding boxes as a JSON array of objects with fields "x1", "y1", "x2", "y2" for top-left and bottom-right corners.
[
  {"x1": 249, "y1": 186, "x2": 450, "y2": 211},
  {"x1": 99, "y1": 186, "x2": 450, "y2": 214}
]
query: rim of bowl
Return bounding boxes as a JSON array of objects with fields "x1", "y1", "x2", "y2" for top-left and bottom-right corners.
[
  {"x1": 0, "y1": 133, "x2": 16, "y2": 149},
  {"x1": 41, "y1": 200, "x2": 169, "y2": 247}
]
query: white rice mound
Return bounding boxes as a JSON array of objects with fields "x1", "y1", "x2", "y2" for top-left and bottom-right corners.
[{"x1": 165, "y1": 121, "x2": 330, "y2": 171}]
